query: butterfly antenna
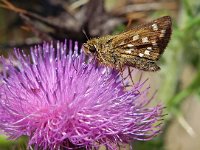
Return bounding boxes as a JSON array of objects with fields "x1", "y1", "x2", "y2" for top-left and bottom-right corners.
[{"x1": 82, "y1": 29, "x2": 89, "y2": 40}]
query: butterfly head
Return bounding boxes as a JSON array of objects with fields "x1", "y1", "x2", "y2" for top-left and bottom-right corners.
[{"x1": 83, "y1": 40, "x2": 98, "y2": 55}]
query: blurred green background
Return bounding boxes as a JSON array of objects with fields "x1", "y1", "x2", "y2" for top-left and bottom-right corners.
[{"x1": 0, "y1": 0, "x2": 200, "y2": 149}]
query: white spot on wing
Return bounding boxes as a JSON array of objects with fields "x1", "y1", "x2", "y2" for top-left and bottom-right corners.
[
  {"x1": 152, "y1": 41, "x2": 157, "y2": 46},
  {"x1": 161, "y1": 30, "x2": 166, "y2": 34},
  {"x1": 144, "y1": 50, "x2": 150, "y2": 55},
  {"x1": 139, "y1": 53, "x2": 144, "y2": 57},
  {"x1": 160, "y1": 30, "x2": 166, "y2": 37},
  {"x1": 133, "y1": 35, "x2": 140, "y2": 41},
  {"x1": 142, "y1": 37, "x2": 149, "y2": 43},
  {"x1": 147, "y1": 47, "x2": 152, "y2": 50},
  {"x1": 119, "y1": 41, "x2": 125, "y2": 45},
  {"x1": 152, "y1": 23, "x2": 158, "y2": 31},
  {"x1": 127, "y1": 44, "x2": 134, "y2": 47},
  {"x1": 126, "y1": 49, "x2": 132, "y2": 54}
]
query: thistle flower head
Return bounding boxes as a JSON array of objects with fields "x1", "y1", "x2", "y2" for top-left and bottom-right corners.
[{"x1": 0, "y1": 40, "x2": 163, "y2": 150}]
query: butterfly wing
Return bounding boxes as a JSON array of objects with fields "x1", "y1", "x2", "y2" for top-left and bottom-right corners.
[{"x1": 111, "y1": 16, "x2": 172, "y2": 61}]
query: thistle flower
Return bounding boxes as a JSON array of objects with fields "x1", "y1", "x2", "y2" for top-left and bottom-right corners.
[{"x1": 0, "y1": 40, "x2": 163, "y2": 150}]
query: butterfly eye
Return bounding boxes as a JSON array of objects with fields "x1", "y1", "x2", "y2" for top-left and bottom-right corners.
[{"x1": 89, "y1": 45, "x2": 96, "y2": 53}]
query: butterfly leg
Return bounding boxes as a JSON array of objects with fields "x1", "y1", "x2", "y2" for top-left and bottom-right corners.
[
  {"x1": 116, "y1": 63, "x2": 134, "y2": 89},
  {"x1": 118, "y1": 63, "x2": 129, "y2": 89},
  {"x1": 128, "y1": 67, "x2": 135, "y2": 86},
  {"x1": 126, "y1": 17, "x2": 133, "y2": 29}
]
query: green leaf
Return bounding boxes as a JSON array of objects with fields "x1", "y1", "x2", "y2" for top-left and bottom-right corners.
[{"x1": 167, "y1": 71, "x2": 200, "y2": 109}]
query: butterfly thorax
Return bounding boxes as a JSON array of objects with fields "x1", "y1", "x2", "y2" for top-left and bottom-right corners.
[{"x1": 83, "y1": 35, "x2": 122, "y2": 68}]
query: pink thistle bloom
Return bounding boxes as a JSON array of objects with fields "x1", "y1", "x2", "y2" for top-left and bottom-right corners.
[{"x1": 0, "y1": 40, "x2": 163, "y2": 150}]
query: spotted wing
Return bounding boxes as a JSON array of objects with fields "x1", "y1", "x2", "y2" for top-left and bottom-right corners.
[{"x1": 111, "y1": 16, "x2": 172, "y2": 61}]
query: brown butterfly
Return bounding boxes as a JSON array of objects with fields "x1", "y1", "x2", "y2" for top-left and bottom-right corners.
[{"x1": 83, "y1": 16, "x2": 172, "y2": 71}]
